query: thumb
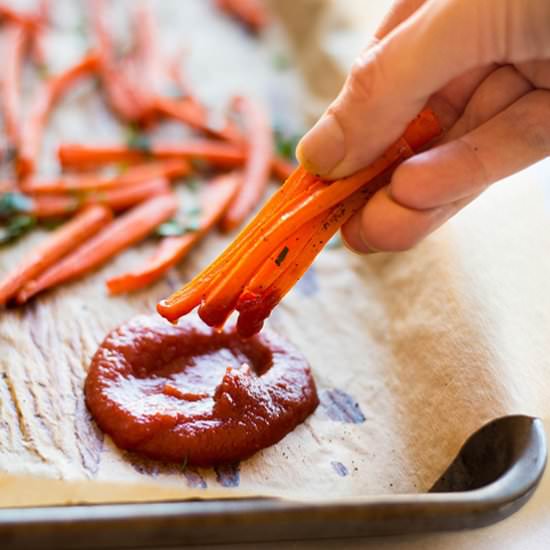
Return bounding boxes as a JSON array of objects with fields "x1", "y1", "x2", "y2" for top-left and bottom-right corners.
[{"x1": 296, "y1": 0, "x2": 550, "y2": 179}]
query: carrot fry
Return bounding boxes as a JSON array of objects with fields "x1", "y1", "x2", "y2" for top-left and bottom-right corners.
[
  {"x1": 220, "y1": 96, "x2": 273, "y2": 232},
  {"x1": 17, "y1": 51, "x2": 98, "y2": 179},
  {"x1": 1, "y1": 24, "x2": 28, "y2": 151},
  {"x1": 17, "y1": 193, "x2": 178, "y2": 302},
  {"x1": 0, "y1": 204, "x2": 112, "y2": 306},
  {"x1": 57, "y1": 140, "x2": 246, "y2": 169},
  {"x1": 106, "y1": 172, "x2": 241, "y2": 293},
  {"x1": 0, "y1": 5, "x2": 41, "y2": 28},
  {"x1": 216, "y1": 0, "x2": 268, "y2": 33},
  {"x1": 236, "y1": 171, "x2": 394, "y2": 336},
  {"x1": 90, "y1": 0, "x2": 144, "y2": 121},
  {"x1": 157, "y1": 167, "x2": 316, "y2": 320},
  {"x1": 30, "y1": 177, "x2": 170, "y2": 218},
  {"x1": 157, "y1": 108, "x2": 441, "y2": 331},
  {"x1": 57, "y1": 141, "x2": 291, "y2": 181},
  {"x1": 22, "y1": 159, "x2": 190, "y2": 193}
]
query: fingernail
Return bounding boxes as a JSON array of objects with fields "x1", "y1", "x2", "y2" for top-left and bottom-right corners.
[{"x1": 296, "y1": 113, "x2": 345, "y2": 177}]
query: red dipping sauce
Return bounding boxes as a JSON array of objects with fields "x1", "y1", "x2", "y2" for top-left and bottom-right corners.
[{"x1": 85, "y1": 315, "x2": 318, "y2": 466}]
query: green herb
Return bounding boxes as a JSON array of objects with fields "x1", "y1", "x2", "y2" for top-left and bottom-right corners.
[
  {"x1": 0, "y1": 193, "x2": 33, "y2": 219},
  {"x1": 272, "y1": 53, "x2": 290, "y2": 71},
  {"x1": 274, "y1": 129, "x2": 301, "y2": 161},
  {"x1": 125, "y1": 124, "x2": 151, "y2": 154},
  {"x1": 0, "y1": 215, "x2": 36, "y2": 245},
  {"x1": 275, "y1": 246, "x2": 289, "y2": 267},
  {"x1": 187, "y1": 178, "x2": 203, "y2": 192},
  {"x1": 155, "y1": 202, "x2": 203, "y2": 238},
  {"x1": 41, "y1": 217, "x2": 66, "y2": 231}
]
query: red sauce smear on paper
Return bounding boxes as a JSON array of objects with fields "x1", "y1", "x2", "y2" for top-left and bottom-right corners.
[{"x1": 85, "y1": 315, "x2": 318, "y2": 466}]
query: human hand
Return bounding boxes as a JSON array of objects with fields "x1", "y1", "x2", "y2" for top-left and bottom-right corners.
[{"x1": 297, "y1": 0, "x2": 550, "y2": 252}]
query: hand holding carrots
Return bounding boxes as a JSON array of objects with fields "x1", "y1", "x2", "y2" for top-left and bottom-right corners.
[{"x1": 297, "y1": 0, "x2": 550, "y2": 254}]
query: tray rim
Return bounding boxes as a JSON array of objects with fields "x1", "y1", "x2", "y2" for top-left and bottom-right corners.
[{"x1": 0, "y1": 415, "x2": 546, "y2": 548}]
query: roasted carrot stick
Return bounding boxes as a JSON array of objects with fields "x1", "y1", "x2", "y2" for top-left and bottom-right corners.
[
  {"x1": 0, "y1": 5, "x2": 41, "y2": 28},
  {"x1": 216, "y1": 0, "x2": 268, "y2": 33},
  {"x1": 0, "y1": 204, "x2": 112, "y2": 306},
  {"x1": 157, "y1": 167, "x2": 317, "y2": 320},
  {"x1": 106, "y1": 172, "x2": 241, "y2": 293},
  {"x1": 57, "y1": 141, "x2": 291, "y2": 180},
  {"x1": 22, "y1": 159, "x2": 190, "y2": 193},
  {"x1": 236, "y1": 171, "x2": 394, "y2": 336},
  {"x1": 29, "y1": 177, "x2": 170, "y2": 218},
  {"x1": 1, "y1": 24, "x2": 28, "y2": 152},
  {"x1": 57, "y1": 140, "x2": 246, "y2": 169},
  {"x1": 196, "y1": 140, "x2": 414, "y2": 327},
  {"x1": 157, "y1": 108, "x2": 441, "y2": 329},
  {"x1": 270, "y1": 156, "x2": 295, "y2": 181},
  {"x1": 90, "y1": 0, "x2": 144, "y2": 121},
  {"x1": 17, "y1": 51, "x2": 99, "y2": 179},
  {"x1": 17, "y1": 193, "x2": 178, "y2": 302},
  {"x1": 220, "y1": 96, "x2": 273, "y2": 232}
]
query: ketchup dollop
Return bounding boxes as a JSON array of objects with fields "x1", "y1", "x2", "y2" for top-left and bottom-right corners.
[{"x1": 85, "y1": 315, "x2": 318, "y2": 466}]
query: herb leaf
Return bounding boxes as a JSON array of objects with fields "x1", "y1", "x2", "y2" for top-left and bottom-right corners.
[
  {"x1": 273, "y1": 129, "x2": 301, "y2": 162},
  {"x1": 0, "y1": 215, "x2": 36, "y2": 245},
  {"x1": 125, "y1": 124, "x2": 151, "y2": 154},
  {"x1": 0, "y1": 193, "x2": 33, "y2": 220}
]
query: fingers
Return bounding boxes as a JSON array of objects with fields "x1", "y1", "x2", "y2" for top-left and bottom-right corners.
[
  {"x1": 391, "y1": 89, "x2": 550, "y2": 210},
  {"x1": 297, "y1": 0, "x2": 550, "y2": 180},
  {"x1": 342, "y1": 89, "x2": 550, "y2": 252}
]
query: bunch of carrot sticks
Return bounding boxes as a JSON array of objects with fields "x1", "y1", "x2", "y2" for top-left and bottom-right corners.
[
  {"x1": 157, "y1": 109, "x2": 442, "y2": 337},
  {"x1": 0, "y1": 0, "x2": 289, "y2": 307}
]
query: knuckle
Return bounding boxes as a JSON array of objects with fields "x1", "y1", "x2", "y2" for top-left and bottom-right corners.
[
  {"x1": 517, "y1": 90, "x2": 550, "y2": 155},
  {"x1": 345, "y1": 46, "x2": 384, "y2": 104}
]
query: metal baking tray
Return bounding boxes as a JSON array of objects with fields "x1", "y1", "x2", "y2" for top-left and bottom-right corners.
[{"x1": 0, "y1": 414, "x2": 546, "y2": 549}]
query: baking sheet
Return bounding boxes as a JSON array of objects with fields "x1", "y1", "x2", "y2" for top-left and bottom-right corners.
[{"x1": 1, "y1": 0, "x2": 549, "y2": 507}]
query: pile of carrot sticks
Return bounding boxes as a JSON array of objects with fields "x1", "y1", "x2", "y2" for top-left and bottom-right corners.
[
  {"x1": 0, "y1": 0, "x2": 289, "y2": 307},
  {"x1": 157, "y1": 109, "x2": 442, "y2": 337}
]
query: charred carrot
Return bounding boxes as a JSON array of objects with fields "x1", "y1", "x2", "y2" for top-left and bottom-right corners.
[
  {"x1": 220, "y1": 96, "x2": 273, "y2": 232},
  {"x1": 29, "y1": 177, "x2": 170, "y2": 218},
  {"x1": 106, "y1": 172, "x2": 241, "y2": 293},
  {"x1": 1, "y1": 24, "x2": 28, "y2": 152},
  {"x1": 216, "y1": 0, "x2": 268, "y2": 33},
  {"x1": 17, "y1": 51, "x2": 99, "y2": 179},
  {"x1": 17, "y1": 193, "x2": 178, "y2": 302},
  {"x1": 22, "y1": 159, "x2": 190, "y2": 193},
  {"x1": 0, "y1": 204, "x2": 111, "y2": 306},
  {"x1": 157, "y1": 108, "x2": 441, "y2": 331}
]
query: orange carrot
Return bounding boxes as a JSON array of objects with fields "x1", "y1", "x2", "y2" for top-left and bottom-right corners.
[
  {"x1": 216, "y1": 0, "x2": 268, "y2": 33},
  {"x1": 17, "y1": 51, "x2": 99, "y2": 179},
  {"x1": 106, "y1": 172, "x2": 241, "y2": 293},
  {"x1": 17, "y1": 193, "x2": 178, "y2": 302},
  {"x1": 57, "y1": 140, "x2": 246, "y2": 169},
  {"x1": 0, "y1": 204, "x2": 112, "y2": 306},
  {"x1": 57, "y1": 140, "x2": 290, "y2": 180},
  {"x1": 157, "y1": 108, "x2": 441, "y2": 331},
  {"x1": 22, "y1": 159, "x2": 190, "y2": 193},
  {"x1": 220, "y1": 96, "x2": 273, "y2": 232},
  {"x1": 0, "y1": 5, "x2": 41, "y2": 28},
  {"x1": 29, "y1": 177, "x2": 170, "y2": 218},
  {"x1": 1, "y1": 24, "x2": 28, "y2": 152},
  {"x1": 90, "y1": 0, "x2": 144, "y2": 121},
  {"x1": 157, "y1": 167, "x2": 317, "y2": 321}
]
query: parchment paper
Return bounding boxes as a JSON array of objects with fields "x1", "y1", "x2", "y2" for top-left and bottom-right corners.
[{"x1": 1, "y1": 0, "x2": 549, "y2": 507}]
